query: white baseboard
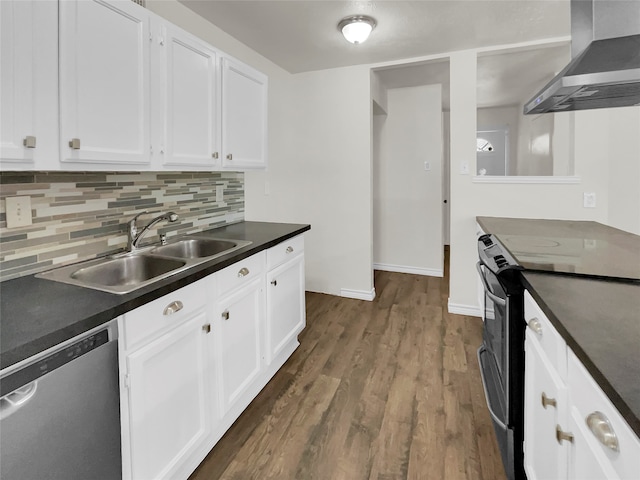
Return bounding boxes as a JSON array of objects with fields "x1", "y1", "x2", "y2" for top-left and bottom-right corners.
[
  {"x1": 374, "y1": 263, "x2": 443, "y2": 277},
  {"x1": 340, "y1": 287, "x2": 376, "y2": 301},
  {"x1": 447, "y1": 299, "x2": 482, "y2": 317}
]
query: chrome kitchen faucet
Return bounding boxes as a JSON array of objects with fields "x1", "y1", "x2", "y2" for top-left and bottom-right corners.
[{"x1": 127, "y1": 211, "x2": 179, "y2": 251}]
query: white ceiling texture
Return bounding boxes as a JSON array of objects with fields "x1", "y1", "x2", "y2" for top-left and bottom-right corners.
[{"x1": 179, "y1": 0, "x2": 572, "y2": 108}]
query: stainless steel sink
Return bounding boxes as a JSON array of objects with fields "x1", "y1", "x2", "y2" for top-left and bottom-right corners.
[
  {"x1": 36, "y1": 235, "x2": 252, "y2": 294},
  {"x1": 150, "y1": 238, "x2": 249, "y2": 259},
  {"x1": 70, "y1": 255, "x2": 186, "y2": 287}
]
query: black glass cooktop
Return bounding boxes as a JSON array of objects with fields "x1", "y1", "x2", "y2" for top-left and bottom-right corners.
[{"x1": 477, "y1": 218, "x2": 640, "y2": 282}]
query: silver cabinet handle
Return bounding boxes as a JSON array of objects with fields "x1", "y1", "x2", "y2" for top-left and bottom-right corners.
[
  {"x1": 556, "y1": 425, "x2": 574, "y2": 444},
  {"x1": 202, "y1": 324, "x2": 211, "y2": 334},
  {"x1": 238, "y1": 267, "x2": 249, "y2": 277},
  {"x1": 271, "y1": 280, "x2": 277, "y2": 286},
  {"x1": 527, "y1": 318, "x2": 543, "y2": 336},
  {"x1": 222, "y1": 310, "x2": 230, "y2": 320},
  {"x1": 286, "y1": 246, "x2": 294, "y2": 254},
  {"x1": 212, "y1": 152, "x2": 219, "y2": 159},
  {"x1": 586, "y1": 412, "x2": 619, "y2": 452},
  {"x1": 68, "y1": 138, "x2": 81, "y2": 149},
  {"x1": 163, "y1": 300, "x2": 184, "y2": 315},
  {"x1": 226, "y1": 153, "x2": 233, "y2": 160},
  {"x1": 541, "y1": 392, "x2": 557, "y2": 409},
  {"x1": 23, "y1": 136, "x2": 36, "y2": 148}
]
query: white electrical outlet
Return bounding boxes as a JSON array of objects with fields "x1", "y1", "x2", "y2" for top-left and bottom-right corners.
[
  {"x1": 583, "y1": 192, "x2": 597, "y2": 208},
  {"x1": 215, "y1": 185, "x2": 225, "y2": 204},
  {"x1": 460, "y1": 161, "x2": 470, "y2": 175},
  {"x1": 424, "y1": 162, "x2": 431, "y2": 171},
  {"x1": 6, "y1": 196, "x2": 33, "y2": 228}
]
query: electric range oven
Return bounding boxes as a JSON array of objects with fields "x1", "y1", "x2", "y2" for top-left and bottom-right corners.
[{"x1": 476, "y1": 233, "x2": 526, "y2": 480}]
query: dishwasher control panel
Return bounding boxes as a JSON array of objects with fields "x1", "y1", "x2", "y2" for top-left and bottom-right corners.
[{"x1": 1, "y1": 329, "x2": 110, "y2": 397}]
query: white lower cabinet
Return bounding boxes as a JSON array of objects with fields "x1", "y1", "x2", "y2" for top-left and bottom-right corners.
[
  {"x1": 120, "y1": 281, "x2": 215, "y2": 480},
  {"x1": 524, "y1": 329, "x2": 568, "y2": 480},
  {"x1": 216, "y1": 275, "x2": 264, "y2": 413},
  {"x1": 266, "y1": 236, "x2": 306, "y2": 364},
  {"x1": 120, "y1": 237, "x2": 306, "y2": 480},
  {"x1": 524, "y1": 291, "x2": 640, "y2": 480}
]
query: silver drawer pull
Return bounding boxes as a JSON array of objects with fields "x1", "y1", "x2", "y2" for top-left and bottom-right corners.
[
  {"x1": 527, "y1": 318, "x2": 543, "y2": 336},
  {"x1": 226, "y1": 153, "x2": 233, "y2": 160},
  {"x1": 586, "y1": 412, "x2": 619, "y2": 452},
  {"x1": 163, "y1": 300, "x2": 184, "y2": 316},
  {"x1": 222, "y1": 310, "x2": 230, "y2": 320},
  {"x1": 68, "y1": 138, "x2": 81, "y2": 149},
  {"x1": 541, "y1": 392, "x2": 557, "y2": 409},
  {"x1": 271, "y1": 280, "x2": 277, "y2": 286},
  {"x1": 23, "y1": 136, "x2": 37, "y2": 148},
  {"x1": 238, "y1": 267, "x2": 249, "y2": 277},
  {"x1": 556, "y1": 425, "x2": 574, "y2": 445},
  {"x1": 286, "y1": 246, "x2": 294, "y2": 253}
]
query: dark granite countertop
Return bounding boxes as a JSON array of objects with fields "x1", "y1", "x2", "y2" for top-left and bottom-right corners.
[
  {"x1": 522, "y1": 272, "x2": 640, "y2": 438},
  {"x1": 0, "y1": 221, "x2": 310, "y2": 371},
  {"x1": 476, "y1": 217, "x2": 640, "y2": 281}
]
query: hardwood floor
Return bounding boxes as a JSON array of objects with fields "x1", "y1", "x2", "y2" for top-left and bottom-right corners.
[{"x1": 190, "y1": 253, "x2": 506, "y2": 480}]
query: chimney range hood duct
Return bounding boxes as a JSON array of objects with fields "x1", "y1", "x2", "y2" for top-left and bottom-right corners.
[{"x1": 524, "y1": 0, "x2": 640, "y2": 115}]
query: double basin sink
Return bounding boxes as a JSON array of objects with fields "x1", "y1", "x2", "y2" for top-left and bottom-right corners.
[{"x1": 36, "y1": 237, "x2": 252, "y2": 294}]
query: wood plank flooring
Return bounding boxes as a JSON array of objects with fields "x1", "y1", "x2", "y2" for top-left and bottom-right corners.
[{"x1": 190, "y1": 252, "x2": 506, "y2": 480}]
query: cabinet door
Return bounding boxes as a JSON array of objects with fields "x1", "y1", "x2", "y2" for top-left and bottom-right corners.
[
  {"x1": 158, "y1": 23, "x2": 220, "y2": 168},
  {"x1": 266, "y1": 254, "x2": 305, "y2": 363},
  {"x1": 524, "y1": 332, "x2": 569, "y2": 480},
  {"x1": 567, "y1": 408, "x2": 616, "y2": 480},
  {"x1": 221, "y1": 57, "x2": 267, "y2": 169},
  {"x1": 126, "y1": 310, "x2": 211, "y2": 480},
  {"x1": 0, "y1": 0, "x2": 57, "y2": 168},
  {"x1": 217, "y1": 277, "x2": 264, "y2": 413},
  {"x1": 59, "y1": 0, "x2": 151, "y2": 166}
]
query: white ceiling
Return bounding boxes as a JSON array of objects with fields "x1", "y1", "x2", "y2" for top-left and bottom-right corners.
[
  {"x1": 179, "y1": 0, "x2": 571, "y2": 74},
  {"x1": 373, "y1": 43, "x2": 570, "y2": 109}
]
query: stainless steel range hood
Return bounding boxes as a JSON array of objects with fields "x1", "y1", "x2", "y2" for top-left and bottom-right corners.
[{"x1": 524, "y1": 0, "x2": 640, "y2": 114}]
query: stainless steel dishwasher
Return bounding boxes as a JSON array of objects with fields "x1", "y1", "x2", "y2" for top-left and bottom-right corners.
[{"x1": 0, "y1": 320, "x2": 122, "y2": 480}]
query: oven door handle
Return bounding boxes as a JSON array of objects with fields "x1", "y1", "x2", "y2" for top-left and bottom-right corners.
[
  {"x1": 477, "y1": 346, "x2": 508, "y2": 431},
  {"x1": 476, "y1": 262, "x2": 507, "y2": 307}
]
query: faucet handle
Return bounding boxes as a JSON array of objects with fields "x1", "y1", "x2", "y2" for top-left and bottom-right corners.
[{"x1": 128, "y1": 210, "x2": 149, "y2": 235}]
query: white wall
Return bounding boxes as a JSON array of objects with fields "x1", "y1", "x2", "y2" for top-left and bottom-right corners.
[
  {"x1": 373, "y1": 85, "x2": 443, "y2": 276},
  {"x1": 607, "y1": 107, "x2": 640, "y2": 235},
  {"x1": 477, "y1": 106, "x2": 519, "y2": 174},
  {"x1": 448, "y1": 50, "x2": 639, "y2": 315},
  {"x1": 256, "y1": 65, "x2": 374, "y2": 299}
]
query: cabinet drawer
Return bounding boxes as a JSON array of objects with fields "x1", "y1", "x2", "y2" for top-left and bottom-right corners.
[
  {"x1": 267, "y1": 235, "x2": 304, "y2": 270},
  {"x1": 217, "y1": 251, "x2": 265, "y2": 297},
  {"x1": 525, "y1": 291, "x2": 567, "y2": 379},
  {"x1": 568, "y1": 349, "x2": 640, "y2": 479},
  {"x1": 122, "y1": 280, "x2": 207, "y2": 350}
]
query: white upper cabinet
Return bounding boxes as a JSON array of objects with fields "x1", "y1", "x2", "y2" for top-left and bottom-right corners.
[
  {"x1": 59, "y1": 0, "x2": 151, "y2": 167},
  {"x1": 221, "y1": 57, "x2": 268, "y2": 169},
  {"x1": 0, "y1": 0, "x2": 58, "y2": 169},
  {"x1": 1, "y1": 0, "x2": 268, "y2": 171},
  {"x1": 157, "y1": 23, "x2": 220, "y2": 168}
]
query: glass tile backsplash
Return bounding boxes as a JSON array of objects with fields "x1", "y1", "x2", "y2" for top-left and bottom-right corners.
[{"x1": 0, "y1": 171, "x2": 244, "y2": 280}]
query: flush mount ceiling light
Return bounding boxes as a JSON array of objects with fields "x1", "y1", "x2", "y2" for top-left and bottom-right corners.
[{"x1": 338, "y1": 15, "x2": 376, "y2": 44}]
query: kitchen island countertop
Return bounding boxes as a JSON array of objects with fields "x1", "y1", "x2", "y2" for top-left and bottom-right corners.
[{"x1": 0, "y1": 221, "x2": 310, "y2": 371}]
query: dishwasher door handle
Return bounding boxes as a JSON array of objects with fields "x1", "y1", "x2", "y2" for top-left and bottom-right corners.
[{"x1": 0, "y1": 381, "x2": 38, "y2": 420}]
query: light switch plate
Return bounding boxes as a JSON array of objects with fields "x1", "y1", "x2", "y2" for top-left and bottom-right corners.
[
  {"x1": 583, "y1": 192, "x2": 596, "y2": 208},
  {"x1": 460, "y1": 161, "x2": 470, "y2": 175},
  {"x1": 6, "y1": 196, "x2": 33, "y2": 228}
]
